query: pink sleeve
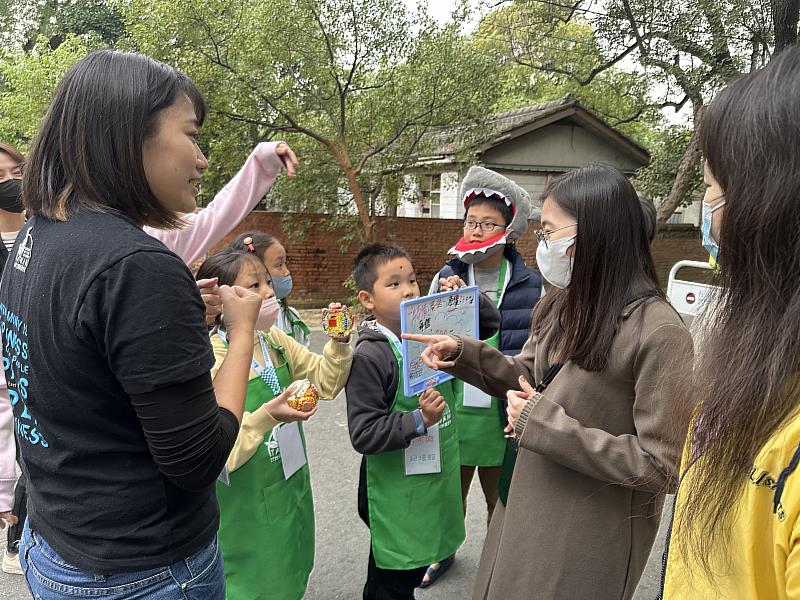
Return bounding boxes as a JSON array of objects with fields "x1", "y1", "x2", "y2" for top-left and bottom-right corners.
[
  {"x1": 0, "y1": 388, "x2": 15, "y2": 512},
  {"x1": 145, "y1": 141, "x2": 285, "y2": 265}
]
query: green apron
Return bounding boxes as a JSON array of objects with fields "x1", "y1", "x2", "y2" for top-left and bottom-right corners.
[
  {"x1": 216, "y1": 338, "x2": 315, "y2": 600},
  {"x1": 453, "y1": 259, "x2": 509, "y2": 467},
  {"x1": 365, "y1": 337, "x2": 466, "y2": 570},
  {"x1": 280, "y1": 301, "x2": 311, "y2": 345}
]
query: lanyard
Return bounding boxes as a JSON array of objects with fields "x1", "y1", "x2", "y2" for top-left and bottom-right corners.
[
  {"x1": 375, "y1": 323, "x2": 403, "y2": 357},
  {"x1": 468, "y1": 258, "x2": 511, "y2": 308},
  {"x1": 217, "y1": 328, "x2": 283, "y2": 396}
]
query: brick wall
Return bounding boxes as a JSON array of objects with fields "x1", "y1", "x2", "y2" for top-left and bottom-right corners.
[{"x1": 210, "y1": 212, "x2": 710, "y2": 307}]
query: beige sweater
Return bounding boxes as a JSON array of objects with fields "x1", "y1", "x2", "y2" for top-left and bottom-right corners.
[
  {"x1": 448, "y1": 296, "x2": 693, "y2": 600},
  {"x1": 211, "y1": 327, "x2": 352, "y2": 472}
]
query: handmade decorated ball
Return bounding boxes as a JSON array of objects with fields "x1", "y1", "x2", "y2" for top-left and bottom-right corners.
[
  {"x1": 322, "y1": 304, "x2": 353, "y2": 337},
  {"x1": 288, "y1": 379, "x2": 319, "y2": 412}
]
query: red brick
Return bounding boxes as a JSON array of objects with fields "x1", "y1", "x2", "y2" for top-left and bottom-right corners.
[{"x1": 206, "y1": 213, "x2": 708, "y2": 307}]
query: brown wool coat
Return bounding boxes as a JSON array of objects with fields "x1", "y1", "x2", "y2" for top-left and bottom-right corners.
[{"x1": 448, "y1": 297, "x2": 693, "y2": 600}]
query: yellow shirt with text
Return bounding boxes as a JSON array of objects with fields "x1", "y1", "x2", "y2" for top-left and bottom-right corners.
[{"x1": 664, "y1": 411, "x2": 800, "y2": 599}]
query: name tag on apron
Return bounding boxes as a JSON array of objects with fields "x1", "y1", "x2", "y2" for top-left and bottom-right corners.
[
  {"x1": 404, "y1": 425, "x2": 442, "y2": 475},
  {"x1": 463, "y1": 383, "x2": 492, "y2": 408},
  {"x1": 275, "y1": 422, "x2": 307, "y2": 480}
]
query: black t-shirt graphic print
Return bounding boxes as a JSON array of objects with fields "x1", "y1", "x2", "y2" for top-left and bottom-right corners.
[{"x1": 0, "y1": 208, "x2": 230, "y2": 574}]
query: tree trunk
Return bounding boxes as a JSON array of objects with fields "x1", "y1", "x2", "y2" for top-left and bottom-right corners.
[
  {"x1": 656, "y1": 104, "x2": 706, "y2": 228},
  {"x1": 343, "y1": 166, "x2": 376, "y2": 243},
  {"x1": 773, "y1": 0, "x2": 800, "y2": 52}
]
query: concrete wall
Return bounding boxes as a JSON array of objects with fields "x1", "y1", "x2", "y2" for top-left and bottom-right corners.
[
  {"x1": 492, "y1": 170, "x2": 550, "y2": 210},
  {"x1": 481, "y1": 122, "x2": 644, "y2": 174},
  {"x1": 205, "y1": 212, "x2": 709, "y2": 307},
  {"x1": 397, "y1": 118, "x2": 645, "y2": 219}
]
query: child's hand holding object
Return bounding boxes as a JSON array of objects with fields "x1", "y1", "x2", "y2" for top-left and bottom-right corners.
[
  {"x1": 322, "y1": 302, "x2": 353, "y2": 343},
  {"x1": 437, "y1": 275, "x2": 467, "y2": 292},
  {"x1": 265, "y1": 380, "x2": 318, "y2": 423},
  {"x1": 419, "y1": 388, "x2": 446, "y2": 430}
]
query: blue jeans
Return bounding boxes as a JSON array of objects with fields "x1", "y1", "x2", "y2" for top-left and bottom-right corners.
[{"x1": 19, "y1": 520, "x2": 225, "y2": 599}]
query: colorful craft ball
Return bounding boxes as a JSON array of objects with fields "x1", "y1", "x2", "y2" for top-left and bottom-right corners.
[
  {"x1": 288, "y1": 379, "x2": 319, "y2": 412},
  {"x1": 322, "y1": 304, "x2": 353, "y2": 337}
]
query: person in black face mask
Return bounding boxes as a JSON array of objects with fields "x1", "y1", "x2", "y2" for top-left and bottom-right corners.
[
  {"x1": 0, "y1": 177, "x2": 25, "y2": 269},
  {"x1": 0, "y1": 141, "x2": 25, "y2": 577}
]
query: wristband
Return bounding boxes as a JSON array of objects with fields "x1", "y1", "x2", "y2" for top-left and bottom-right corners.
[
  {"x1": 412, "y1": 408, "x2": 427, "y2": 435},
  {"x1": 445, "y1": 335, "x2": 463, "y2": 362}
]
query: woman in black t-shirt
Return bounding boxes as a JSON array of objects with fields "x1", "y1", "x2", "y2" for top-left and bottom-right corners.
[{"x1": 0, "y1": 50, "x2": 288, "y2": 599}]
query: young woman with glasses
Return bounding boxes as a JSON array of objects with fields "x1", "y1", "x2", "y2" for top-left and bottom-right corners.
[{"x1": 407, "y1": 163, "x2": 692, "y2": 600}]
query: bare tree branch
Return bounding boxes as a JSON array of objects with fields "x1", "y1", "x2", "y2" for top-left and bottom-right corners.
[
  {"x1": 655, "y1": 102, "x2": 705, "y2": 227},
  {"x1": 309, "y1": 4, "x2": 345, "y2": 136},
  {"x1": 621, "y1": 0, "x2": 705, "y2": 106},
  {"x1": 514, "y1": 41, "x2": 638, "y2": 85},
  {"x1": 698, "y1": 2, "x2": 741, "y2": 80}
]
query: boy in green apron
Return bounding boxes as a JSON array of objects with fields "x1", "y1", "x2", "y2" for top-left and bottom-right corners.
[
  {"x1": 425, "y1": 166, "x2": 542, "y2": 587},
  {"x1": 346, "y1": 243, "x2": 499, "y2": 600}
]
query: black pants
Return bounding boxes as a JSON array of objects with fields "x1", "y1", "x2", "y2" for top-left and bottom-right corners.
[
  {"x1": 7, "y1": 439, "x2": 26, "y2": 553},
  {"x1": 363, "y1": 547, "x2": 426, "y2": 600}
]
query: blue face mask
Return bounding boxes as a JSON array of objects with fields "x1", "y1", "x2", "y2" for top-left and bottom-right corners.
[
  {"x1": 701, "y1": 199, "x2": 726, "y2": 261},
  {"x1": 270, "y1": 274, "x2": 293, "y2": 300}
]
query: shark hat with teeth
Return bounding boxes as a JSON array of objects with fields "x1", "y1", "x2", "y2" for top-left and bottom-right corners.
[{"x1": 449, "y1": 166, "x2": 532, "y2": 264}]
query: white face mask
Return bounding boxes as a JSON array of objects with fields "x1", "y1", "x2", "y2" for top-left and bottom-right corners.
[
  {"x1": 255, "y1": 297, "x2": 279, "y2": 331},
  {"x1": 536, "y1": 235, "x2": 576, "y2": 289}
]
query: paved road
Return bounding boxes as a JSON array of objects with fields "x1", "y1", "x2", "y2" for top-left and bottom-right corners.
[{"x1": 0, "y1": 331, "x2": 669, "y2": 599}]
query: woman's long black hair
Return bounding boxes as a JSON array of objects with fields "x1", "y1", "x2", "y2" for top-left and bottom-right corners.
[
  {"x1": 674, "y1": 47, "x2": 800, "y2": 575},
  {"x1": 533, "y1": 163, "x2": 663, "y2": 371}
]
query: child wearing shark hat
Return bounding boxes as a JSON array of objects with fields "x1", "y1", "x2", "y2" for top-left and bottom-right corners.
[{"x1": 421, "y1": 166, "x2": 543, "y2": 588}]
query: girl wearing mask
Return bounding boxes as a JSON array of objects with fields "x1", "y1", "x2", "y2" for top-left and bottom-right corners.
[
  {"x1": 660, "y1": 48, "x2": 800, "y2": 598},
  {"x1": 195, "y1": 249, "x2": 352, "y2": 600},
  {"x1": 231, "y1": 232, "x2": 310, "y2": 347},
  {"x1": 405, "y1": 163, "x2": 693, "y2": 600}
]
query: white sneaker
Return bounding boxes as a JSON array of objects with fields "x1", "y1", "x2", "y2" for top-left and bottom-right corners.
[{"x1": 2, "y1": 549, "x2": 23, "y2": 575}]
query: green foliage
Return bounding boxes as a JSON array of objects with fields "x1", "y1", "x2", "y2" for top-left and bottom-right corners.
[
  {"x1": 121, "y1": 0, "x2": 501, "y2": 239},
  {"x1": 1, "y1": 0, "x2": 126, "y2": 51},
  {"x1": 635, "y1": 125, "x2": 703, "y2": 204},
  {"x1": 475, "y1": 2, "x2": 662, "y2": 143},
  {"x1": 0, "y1": 35, "x2": 91, "y2": 150},
  {"x1": 591, "y1": 0, "x2": 781, "y2": 219},
  {"x1": 58, "y1": 0, "x2": 126, "y2": 46}
]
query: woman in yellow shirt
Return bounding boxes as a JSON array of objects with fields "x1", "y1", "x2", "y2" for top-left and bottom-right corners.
[{"x1": 660, "y1": 48, "x2": 800, "y2": 598}]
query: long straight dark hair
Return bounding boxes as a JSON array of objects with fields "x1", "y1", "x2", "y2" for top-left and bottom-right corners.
[
  {"x1": 533, "y1": 163, "x2": 663, "y2": 371},
  {"x1": 674, "y1": 48, "x2": 800, "y2": 573},
  {"x1": 23, "y1": 49, "x2": 206, "y2": 228}
]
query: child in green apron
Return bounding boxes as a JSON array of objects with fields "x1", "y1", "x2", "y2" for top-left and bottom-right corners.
[
  {"x1": 196, "y1": 249, "x2": 353, "y2": 600},
  {"x1": 346, "y1": 243, "x2": 499, "y2": 600},
  {"x1": 231, "y1": 231, "x2": 311, "y2": 347}
]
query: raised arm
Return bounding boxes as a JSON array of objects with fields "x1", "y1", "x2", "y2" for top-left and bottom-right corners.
[
  {"x1": 271, "y1": 327, "x2": 352, "y2": 400},
  {"x1": 146, "y1": 141, "x2": 296, "y2": 264},
  {"x1": 79, "y1": 252, "x2": 260, "y2": 492}
]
